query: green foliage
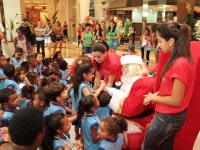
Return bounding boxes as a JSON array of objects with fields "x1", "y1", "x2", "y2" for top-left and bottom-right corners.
[
  {"x1": 185, "y1": 13, "x2": 198, "y2": 41},
  {"x1": 44, "y1": 10, "x2": 58, "y2": 28},
  {"x1": 5, "y1": 13, "x2": 20, "y2": 41}
]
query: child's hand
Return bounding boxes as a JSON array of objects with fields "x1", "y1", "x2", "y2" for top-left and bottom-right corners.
[
  {"x1": 73, "y1": 142, "x2": 83, "y2": 150},
  {"x1": 1, "y1": 127, "x2": 8, "y2": 134},
  {"x1": 63, "y1": 143, "x2": 71, "y2": 150},
  {"x1": 99, "y1": 82, "x2": 106, "y2": 90},
  {"x1": 71, "y1": 110, "x2": 77, "y2": 116}
]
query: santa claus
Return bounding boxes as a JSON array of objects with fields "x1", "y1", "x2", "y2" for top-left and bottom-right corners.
[{"x1": 107, "y1": 55, "x2": 155, "y2": 133}]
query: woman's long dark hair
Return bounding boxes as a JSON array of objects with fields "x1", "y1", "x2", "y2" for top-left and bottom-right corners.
[
  {"x1": 94, "y1": 24, "x2": 102, "y2": 38},
  {"x1": 107, "y1": 20, "x2": 116, "y2": 33},
  {"x1": 158, "y1": 21, "x2": 193, "y2": 80},
  {"x1": 73, "y1": 63, "x2": 94, "y2": 100}
]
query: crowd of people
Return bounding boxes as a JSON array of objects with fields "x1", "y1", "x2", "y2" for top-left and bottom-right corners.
[{"x1": 0, "y1": 19, "x2": 196, "y2": 150}]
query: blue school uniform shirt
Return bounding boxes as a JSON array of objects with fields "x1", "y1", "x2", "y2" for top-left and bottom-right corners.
[
  {"x1": 36, "y1": 62, "x2": 43, "y2": 77},
  {"x1": 19, "y1": 99, "x2": 32, "y2": 109},
  {"x1": 60, "y1": 69, "x2": 67, "y2": 81},
  {"x1": 60, "y1": 79, "x2": 68, "y2": 86},
  {"x1": 1, "y1": 110, "x2": 15, "y2": 126},
  {"x1": 95, "y1": 106, "x2": 112, "y2": 121},
  {"x1": 10, "y1": 57, "x2": 23, "y2": 68},
  {"x1": 53, "y1": 134, "x2": 76, "y2": 150},
  {"x1": 4, "y1": 79, "x2": 20, "y2": 95},
  {"x1": 99, "y1": 133, "x2": 124, "y2": 150},
  {"x1": 28, "y1": 68, "x2": 37, "y2": 73},
  {"x1": 70, "y1": 82, "x2": 93, "y2": 111},
  {"x1": 81, "y1": 114, "x2": 101, "y2": 150},
  {"x1": 43, "y1": 103, "x2": 66, "y2": 116},
  {"x1": 0, "y1": 69, "x2": 5, "y2": 90}
]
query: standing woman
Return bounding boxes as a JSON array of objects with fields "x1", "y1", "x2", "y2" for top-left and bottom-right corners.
[
  {"x1": 106, "y1": 20, "x2": 120, "y2": 53},
  {"x1": 53, "y1": 21, "x2": 63, "y2": 54},
  {"x1": 14, "y1": 28, "x2": 29, "y2": 60},
  {"x1": 43, "y1": 24, "x2": 52, "y2": 58},
  {"x1": 77, "y1": 24, "x2": 82, "y2": 47},
  {"x1": 63, "y1": 21, "x2": 69, "y2": 42},
  {"x1": 93, "y1": 23, "x2": 105, "y2": 42},
  {"x1": 140, "y1": 29, "x2": 150, "y2": 62},
  {"x1": 142, "y1": 22, "x2": 195, "y2": 150},
  {"x1": 81, "y1": 23, "x2": 93, "y2": 54},
  {"x1": 91, "y1": 42, "x2": 122, "y2": 90}
]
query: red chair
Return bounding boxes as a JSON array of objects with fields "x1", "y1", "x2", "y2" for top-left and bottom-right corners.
[{"x1": 127, "y1": 41, "x2": 200, "y2": 150}]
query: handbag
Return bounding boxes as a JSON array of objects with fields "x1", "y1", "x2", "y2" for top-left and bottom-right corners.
[{"x1": 50, "y1": 32, "x2": 56, "y2": 43}]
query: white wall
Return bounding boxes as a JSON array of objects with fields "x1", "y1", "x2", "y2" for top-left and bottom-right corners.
[
  {"x1": 132, "y1": 11, "x2": 142, "y2": 23},
  {"x1": 147, "y1": 12, "x2": 158, "y2": 23}
]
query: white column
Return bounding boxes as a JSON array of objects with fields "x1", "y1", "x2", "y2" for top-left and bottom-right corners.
[
  {"x1": 46, "y1": 0, "x2": 56, "y2": 26},
  {"x1": 94, "y1": 0, "x2": 104, "y2": 21},
  {"x1": 3, "y1": 0, "x2": 25, "y2": 41},
  {"x1": 80, "y1": 0, "x2": 90, "y2": 23},
  {"x1": 56, "y1": 0, "x2": 67, "y2": 26}
]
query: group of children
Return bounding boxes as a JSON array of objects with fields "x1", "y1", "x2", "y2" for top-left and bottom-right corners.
[{"x1": 0, "y1": 47, "x2": 128, "y2": 150}]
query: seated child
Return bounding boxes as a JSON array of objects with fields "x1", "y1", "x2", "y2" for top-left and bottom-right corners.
[
  {"x1": 59, "y1": 60, "x2": 71, "y2": 84},
  {"x1": 0, "y1": 107, "x2": 45, "y2": 150},
  {"x1": 3, "y1": 64, "x2": 20, "y2": 95},
  {"x1": 0, "y1": 88, "x2": 19, "y2": 127},
  {"x1": 95, "y1": 91, "x2": 112, "y2": 121},
  {"x1": 10, "y1": 47, "x2": 23, "y2": 68},
  {"x1": 99, "y1": 115, "x2": 128, "y2": 150},
  {"x1": 19, "y1": 85, "x2": 34, "y2": 109}
]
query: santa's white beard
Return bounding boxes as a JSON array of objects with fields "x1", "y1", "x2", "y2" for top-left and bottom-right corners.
[{"x1": 121, "y1": 73, "x2": 137, "y2": 84}]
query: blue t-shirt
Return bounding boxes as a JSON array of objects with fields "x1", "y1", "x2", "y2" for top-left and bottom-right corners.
[
  {"x1": 53, "y1": 134, "x2": 76, "y2": 150},
  {"x1": 0, "y1": 69, "x2": 5, "y2": 90},
  {"x1": 36, "y1": 62, "x2": 43, "y2": 77},
  {"x1": 70, "y1": 82, "x2": 93, "y2": 111},
  {"x1": 10, "y1": 57, "x2": 23, "y2": 68},
  {"x1": 19, "y1": 99, "x2": 32, "y2": 109},
  {"x1": 43, "y1": 103, "x2": 66, "y2": 116},
  {"x1": 4, "y1": 79, "x2": 20, "y2": 95},
  {"x1": 99, "y1": 133, "x2": 124, "y2": 150},
  {"x1": 95, "y1": 106, "x2": 112, "y2": 121},
  {"x1": 81, "y1": 114, "x2": 101, "y2": 150},
  {"x1": 1, "y1": 110, "x2": 15, "y2": 126}
]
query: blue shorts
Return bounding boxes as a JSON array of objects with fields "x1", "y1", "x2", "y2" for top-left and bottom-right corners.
[{"x1": 108, "y1": 40, "x2": 119, "y2": 50}]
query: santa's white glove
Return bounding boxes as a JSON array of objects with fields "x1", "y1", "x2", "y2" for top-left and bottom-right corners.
[{"x1": 107, "y1": 87, "x2": 117, "y2": 97}]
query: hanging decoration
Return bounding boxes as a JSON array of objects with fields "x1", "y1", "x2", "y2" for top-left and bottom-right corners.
[
  {"x1": 103, "y1": 8, "x2": 106, "y2": 11},
  {"x1": 42, "y1": 6, "x2": 46, "y2": 10},
  {"x1": 31, "y1": 6, "x2": 35, "y2": 10}
]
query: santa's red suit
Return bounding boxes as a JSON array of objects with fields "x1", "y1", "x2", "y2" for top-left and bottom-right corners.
[{"x1": 108, "y1": 76, "x2": 155, "y2": 133}]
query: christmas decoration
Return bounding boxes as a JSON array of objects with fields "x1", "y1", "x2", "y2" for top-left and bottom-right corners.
[
  {"x1": 184, "y1": 2, "x2": 198, "y2": 41},
  {"x1": 42, "y1": 6, "x2": 46, "y2": 10},
  {"x1": 31, "y1": 6, "x2": 35, "y2": 10}
]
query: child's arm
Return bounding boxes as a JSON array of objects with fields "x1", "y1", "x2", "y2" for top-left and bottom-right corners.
[
  {"x1": 24, "y1": 77, "x2": 32, "y2": 86},
  {"x1": 122, "y1": 131, "x2": 128, "y2": 149},
  {"x1": 65, "y1": 70, "x2": 71, "y2": 78},
  {"x1": 91, "y1": 124, "x2": 100, "y2": 143},
  {"x1": 7, "y1": 85, "x2": 14, "y2": 90},
  {"x1": 0, "y1": 75, "x2": 6, "y2": 81},
  {"x1": 68, "y1": 115, "x2": 77, "y2": 122},
  {"x1": 65, "y1": 106, "x2": 76, "y2": 115}
]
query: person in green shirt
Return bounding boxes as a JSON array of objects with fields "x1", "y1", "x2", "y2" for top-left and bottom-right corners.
[
  {"x1": 106, "y1": 20, "x2": 120, "y2": 53},
  {"x1": 124, "y1": 19, "x2": 132, "y2": 36},
  {"x1": 81, "y1": 23, "x2": 93, "y2": 54}
]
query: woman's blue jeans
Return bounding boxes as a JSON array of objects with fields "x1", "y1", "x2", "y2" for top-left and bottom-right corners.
[
  {"x1": 83, "y1": 46, "x2": 91, "y2": 54},
  {"x1": 141, "y1": 110, "x2": 187, "y2": 150}
]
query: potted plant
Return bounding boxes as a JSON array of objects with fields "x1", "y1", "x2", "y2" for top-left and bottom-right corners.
[{"x1": 2, "y1": 13, "x2": 20, "y2": 58}]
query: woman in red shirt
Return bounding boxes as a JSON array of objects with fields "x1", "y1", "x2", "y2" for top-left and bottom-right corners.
[
  {"x1": 142, "y1": 22, "x2": 195, "y2": 150},
  {"x1": 91, "y1": 42, "x2": 122, "y2": 90},
  {"x1": 77, "y1": 24, "x2": 82, "y2": 47}
]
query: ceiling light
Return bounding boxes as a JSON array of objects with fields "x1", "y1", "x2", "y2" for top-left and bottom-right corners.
[
  {"x1": 159, "y1": 6, "x2": 162, "y2": 9},
  {"x1": 24, "y1": 1, "x2": 30, "y2": 3},
  {"x1": 33, "y1": 1, "x2": 44, "y2": 3},
  {"x1": 39, "y1": 5, "x2": 47, "y2": 6},
  {"x1": 134, "y1": 9, "x2": 137, "y2": 11},
  {"x1": 26, "y1": 5, "x2": 32, "y2": 6},
  {"x1": 170, "y1": 9, "x2": 173, "y2": 10}
]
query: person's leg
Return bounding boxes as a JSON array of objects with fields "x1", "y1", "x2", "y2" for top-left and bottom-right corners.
[
  {"x1": 141, "y1": 47, "x2": 144, "y2": 60},
  {"x1": 83, "y1": 46, "x2": 88, "y2": 54},
  {"x1": 28, "y1": 42, "x2": 32, "y2": 54},
  {"x1": 142, "y1": 111, "x2": 186, "y2": 150},
  {"x1": 75, "y1": 125, "x2": 81, "y2": 140},
  {"x1": 41, "y1": 40, "x2": 45, "y2": 57},
  {"x1": 146, "y1": 50, "x2": 150, "y2": 65},
  {"x1": 78, "y1": 36, "x2": 81, "y2": 46},
  {"x1": 53, "y1": 41, "x2": 59, "y2": 56},
  {"x1": 47, "y1": 43, "x2": 51, "y2": 58},
  {"x1": 88, "y1": 47, "x2": 92, "y2": 53},
  {"x1": 66, "y1": 30, "x2": 69, "y2": 41},
  {"x1": 36, "y1": 41, "x2": 40, "y2": 53},
  {"x1": 59, "y1": 40, "x2": 63, "y2": 52}
]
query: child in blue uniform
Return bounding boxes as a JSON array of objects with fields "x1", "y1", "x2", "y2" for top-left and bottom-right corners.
[
  {"x1": 19, "y1": 85, "x2": 34, "y2": 109},
  {"x1": 77, "y1": 95, "x2": 101, "y2": 150},
  {"x1": 59, "y1": 60, "x2": 71, "y2": 85},
  {"x1": 41, "y1": 112, "x2": 82, "y2": 150},
  {"x1": 99, "y1": 116, "x2": 128, "y2": 150},
  {"x1": 0, "y1": 55, "x2": 7, "y2": 90},
  {"x1": 43, "y1": 82, "x2": 68, "y2": 116},
  {"x1": 10, "y1": 47, "x2": 23, "y2": 68},
  {"x1": 27, "y1": 54, "x2": 38, "y2": 73},
  {"x1": 33, "y1": 87, "x2": 50, "y2": 114},
  {"x1": 95, "y1": 91, "x2": 112, "y2": 121},
  {"x1": 0, "y1": 88, "x2": 19, "y2": 127},
  {"x1": 25, "y1": 72, "x2": 39, "y2": 91},
  {"x1": 3, "y1": 64, "x2": 20, "y2": 95},
  {"x1": 35, "y1": 52, "x2": 44, "y2": 78}
]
